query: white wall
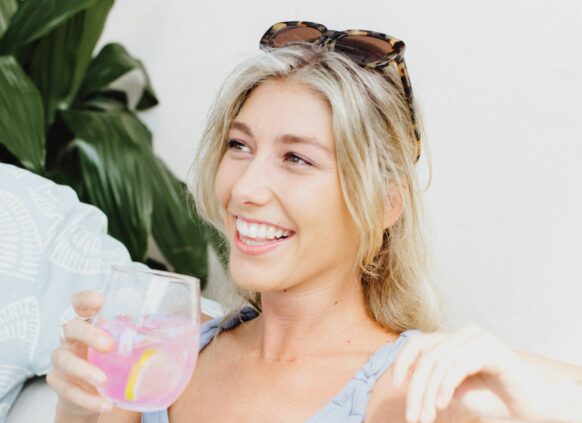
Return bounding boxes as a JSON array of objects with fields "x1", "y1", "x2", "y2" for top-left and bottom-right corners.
[{"x1": 99, "y1": 1, "x2": 582, "y2": 364}]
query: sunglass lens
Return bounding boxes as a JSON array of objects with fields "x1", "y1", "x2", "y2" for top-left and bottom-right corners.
[
  {"x1": 269, "y1": 26, "x2": 323, "y2": 47},
  {"x1": 334, "y1": 35, "x2": 393, "y2": 65}
]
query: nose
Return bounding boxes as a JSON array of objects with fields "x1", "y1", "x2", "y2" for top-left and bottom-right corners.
[{"x1": 230, "y1": 153, "x2": 273, "y2": 208}]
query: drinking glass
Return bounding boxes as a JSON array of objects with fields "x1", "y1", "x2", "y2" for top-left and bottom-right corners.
[{"x1": 87, "y1": 266, "x2": 201, "y2": 412}]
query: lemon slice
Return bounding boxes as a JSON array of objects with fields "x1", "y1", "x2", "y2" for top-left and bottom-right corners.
[{"x1": 124, "y1": 348, "x2": 156, "y2": 401}]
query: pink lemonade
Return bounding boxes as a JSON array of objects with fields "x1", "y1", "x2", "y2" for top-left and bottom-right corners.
[{"x1": 88, "y1": 315, "x2": 200, "y2": 412}]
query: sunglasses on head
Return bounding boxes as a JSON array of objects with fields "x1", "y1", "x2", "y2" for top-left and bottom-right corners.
[{"x1": 260, "y1": 21, "x2": 421, "y2": 162}]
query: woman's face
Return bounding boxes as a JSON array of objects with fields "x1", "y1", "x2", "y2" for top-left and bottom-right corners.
[{"x1": 214, "y1": 79, "x2": 360, "y2": 293}]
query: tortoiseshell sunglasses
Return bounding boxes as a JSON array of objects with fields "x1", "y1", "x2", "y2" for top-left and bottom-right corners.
[{"x1": 260, "y1": 21, "x2": 421, "y2": 162}]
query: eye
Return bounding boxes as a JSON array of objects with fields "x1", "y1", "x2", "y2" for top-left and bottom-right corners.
[
  {"x1": 284, "y1": 152, "x2": 312, "y2": 166},
  {"x1": 226, "y1": 139, "x2": 251, "y2": 153}
]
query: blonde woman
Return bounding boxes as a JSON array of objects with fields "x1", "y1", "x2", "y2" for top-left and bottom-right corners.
[{"x1": 49, "y1": 22, "x2": 582, "y2": 423}]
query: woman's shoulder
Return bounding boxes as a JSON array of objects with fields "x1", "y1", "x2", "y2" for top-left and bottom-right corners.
[
  {"x1": 200, "y1": 306, "x2": 259, "y2": 351},
  {"x1": 342, "y1": 329, "x2": 414, "y2": 422}
]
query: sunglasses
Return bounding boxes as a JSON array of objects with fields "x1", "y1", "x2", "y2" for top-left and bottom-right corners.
[{"x1": 260, "y1": 21, "x2": 421, "y2": 162}]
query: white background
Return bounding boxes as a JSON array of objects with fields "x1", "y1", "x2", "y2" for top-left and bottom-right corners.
[{"x1": 99, "y1": 0, "x2": 582, "y2": 364}]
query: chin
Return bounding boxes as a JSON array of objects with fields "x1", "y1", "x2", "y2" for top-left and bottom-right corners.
[
  {"x1": 229, "y1": 262, "x2": 286, "y2": 294},
  {"x1": 230, "y1": 275, "x2": 278, "y2": 294}
]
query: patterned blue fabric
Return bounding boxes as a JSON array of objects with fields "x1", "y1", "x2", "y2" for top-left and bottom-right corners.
[
  {"x1": 142, "y1": 307, "x2": 418, "y2": 423},
  {"x1": 0, "y1": 164, "x2": 133, "y2": 420}
]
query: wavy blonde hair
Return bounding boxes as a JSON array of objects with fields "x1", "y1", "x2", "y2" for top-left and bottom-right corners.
[{"x1": 191, "y1": 44, "x2": 440, "y2": 332}]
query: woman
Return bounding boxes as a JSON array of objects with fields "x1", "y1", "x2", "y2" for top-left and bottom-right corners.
[{"x1": 49, "y1": 22, "x2": 582, "y2": 422}]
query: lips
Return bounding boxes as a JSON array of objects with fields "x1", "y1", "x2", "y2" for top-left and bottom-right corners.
[
  {"x1": 234, "y1": 218, "x2": 294, "y2": 256},
  {"x1": 235, "y1": 215, "x2": 293, "y2": 239}
]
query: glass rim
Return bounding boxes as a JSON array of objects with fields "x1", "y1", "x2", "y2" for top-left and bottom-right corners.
[{"x1": 110, "y1": 265, "x2": 200, "y2": 288}]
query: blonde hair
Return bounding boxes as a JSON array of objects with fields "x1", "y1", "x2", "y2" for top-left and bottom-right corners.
[{"x1": 191, "y1": 44, "x2": 440, "y2": 332}]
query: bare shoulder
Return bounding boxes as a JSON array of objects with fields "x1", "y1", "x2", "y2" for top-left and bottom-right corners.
[{"x1": 97, "y1": 407, "x2": 141, "y2": 423}]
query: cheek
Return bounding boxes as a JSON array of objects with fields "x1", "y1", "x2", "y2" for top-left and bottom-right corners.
[
  {"x1": 296, "y1": 178, "x2": 358, "y2": 242},
  {"x1": 322, "y1": 184, "x2": 360, "y2": 247}
]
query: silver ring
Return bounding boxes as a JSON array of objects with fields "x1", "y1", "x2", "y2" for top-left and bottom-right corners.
[{"x1": 59, "y1": 307, "x2": 95, "y2": 343}]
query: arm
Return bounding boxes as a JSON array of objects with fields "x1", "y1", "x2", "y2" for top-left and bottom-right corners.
[
  {"x1": 517, "y1": 352, "x2": 582, "y2": 422},
  {"x1": 387, "y1": 327, "x2": 582, "y2": 423},
  {"x1": 517, "y1": 351, "x2": 582, "y2": 384}
]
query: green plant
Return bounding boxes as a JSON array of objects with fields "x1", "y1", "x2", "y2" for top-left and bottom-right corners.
[{"x1": 0, "y1": 0, "x2": 211, "y2": 284}]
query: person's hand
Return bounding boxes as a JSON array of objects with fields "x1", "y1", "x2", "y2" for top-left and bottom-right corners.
[
  {"x1": 47, "y1": 291, "x2": 115, "y2": 420},
  {"x1": 391, "y1": 326, "x2": 581, "y2": 423}
]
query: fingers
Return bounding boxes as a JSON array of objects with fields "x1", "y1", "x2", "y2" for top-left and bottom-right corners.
[
  {"x1": 52, "y1": 348, "x2": 108, "y2": 388},
  {"x1": 46, "y1": 369, "x2": 112, "y2": 414},
  {"x1": 46, "y1": 290, "x2": 113, "y2": 418},
  {"x1": 62, "y1": 290, "x2": 111, "y2": 351},
  {"x1": 392, "y1": 333, "x2": 426, "y2": 388},
  {"x1": 434, "y1": 351, "x2": 483, "y2": 410},
  {"x1": 421, "y1": 332, "x2": 493, "y2": 422},
  {"x1": 71, "y1": 290, "x2": 105, "y2": 318},
  {"x1": 48, "y1": 340, "x2": 113, "y2": 416},
  {"x1": 394, "y1": 326, "x2": 511, "y2": 423},
  {"x1": 407, "y1": 327, "x2": 482, "y2": 423},
  {"x1": 61, "y1": 318, "x2": 113, "y2": 352}
]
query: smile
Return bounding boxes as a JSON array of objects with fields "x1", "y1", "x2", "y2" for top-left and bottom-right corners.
[{"x1": 234, "y1": 216, "x2": 294, "y2": 254}]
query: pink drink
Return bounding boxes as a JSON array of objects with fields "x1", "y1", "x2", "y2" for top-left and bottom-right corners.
[{"x1": 88, "y1": 315, "x2": 200, "y2": 411}]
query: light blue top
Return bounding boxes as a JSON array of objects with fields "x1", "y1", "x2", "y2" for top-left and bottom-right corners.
[{"x1": 141, "y1": 307, "x2": 418, "y2": 423}]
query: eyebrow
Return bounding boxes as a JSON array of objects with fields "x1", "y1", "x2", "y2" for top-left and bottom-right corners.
[{"x1": 230, "y1": 121, "x2": 331, "y2": 155}]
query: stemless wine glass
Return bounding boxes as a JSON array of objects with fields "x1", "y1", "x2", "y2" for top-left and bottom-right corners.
[{"x1": 87, "y1": 265, "x2": 201, "y2": 412}]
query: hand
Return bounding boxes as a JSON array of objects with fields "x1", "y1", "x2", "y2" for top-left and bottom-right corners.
[
  {"x1": 47, "y1": 291, "x2": 115, "y2": 420},
  {"x1": 391, "y1": 326, "x2": 575, "y2": 423}
]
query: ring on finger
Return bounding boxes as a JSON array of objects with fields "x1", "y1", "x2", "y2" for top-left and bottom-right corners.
[{"x1": 59, "y1": 306, "x2": 95, "y2": 343}]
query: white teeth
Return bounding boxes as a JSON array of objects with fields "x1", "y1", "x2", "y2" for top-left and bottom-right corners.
[
  {"x1": 240, "y1": 238, "x2": 270, "y2": 246},
  {"x1": 257, "y1": 225, "x2": 267, "y2": 238},
  {"x1": 236, "y1": 217, "x2": 291, "y2": 240},
  {"x1": 236, "y1": 219, "x2": 249, "y2": 237}
]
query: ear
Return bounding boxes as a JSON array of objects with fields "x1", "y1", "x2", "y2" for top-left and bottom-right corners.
[{"x1": 383, "y1": 184, "x2": 404, "y2": 229}]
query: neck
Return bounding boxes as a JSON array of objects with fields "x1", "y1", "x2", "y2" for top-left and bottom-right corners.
[{"x1": 245, "y1": 274, "x2": 392, "y2": 361}]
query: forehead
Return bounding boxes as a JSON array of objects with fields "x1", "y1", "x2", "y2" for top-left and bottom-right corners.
[{"x1": 232, "y1": 79, "x2": 334, "y2": 146}]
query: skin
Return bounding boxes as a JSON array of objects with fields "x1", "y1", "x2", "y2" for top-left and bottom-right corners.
[{"x1": 49, "y1": 79, "x2": 582, "y2": 423}]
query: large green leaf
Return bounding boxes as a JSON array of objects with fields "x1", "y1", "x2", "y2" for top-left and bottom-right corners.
[
  {"x1": 60, "y1": 109, "x2": 154, "y2": 260},
  {"x1": 63, "y1": 108, "x2": 152, "y2": 148},
  {"x1": 0, "y1": 0, "x2": 99, "y2": 53},
  {"x1": 78, "y1": 42, "x2": 158, "y2": 111},
  {"x1": 27, "y1": 0, "x2": 113, "y2": 127},
  {"x1": 0, "y1": 55, "x2": 45, "y2": 171},
  {"x1": 0, "y1": 0, "x2": 18, "y2": 40},
  {"x1": 81, "y1": 89, "x2": 129, "y2": 112},
  {"x1": 150, "y1": 158, "x2": 209, "y2": 284}
]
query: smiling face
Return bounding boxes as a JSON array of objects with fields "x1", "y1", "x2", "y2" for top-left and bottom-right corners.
[{"x1": 214, "y1": 78, "x2": 361, "y2": 294}]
